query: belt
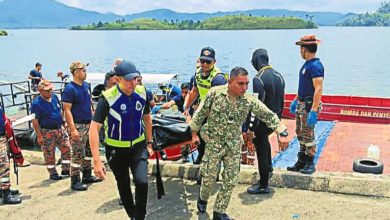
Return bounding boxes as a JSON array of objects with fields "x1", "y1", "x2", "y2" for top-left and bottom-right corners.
[
  {"x1": 74, "y1": 120, "x2": 91, "y2": 124},
  {"x1": 41, "y1": 126, "x2": 61, "y2": 130},
  {"x1": 298, "y1": 96, "x2": 313, "y2": 102}
]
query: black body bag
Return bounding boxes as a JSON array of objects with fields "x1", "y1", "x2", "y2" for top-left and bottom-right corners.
[{"x1": 152, "y1": 113, "x2": 192, "y2": 151}]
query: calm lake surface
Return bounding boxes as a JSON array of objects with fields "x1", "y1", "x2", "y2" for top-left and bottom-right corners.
[{"x1": 1, "y1": 27, "x2": 389, "y2": 97}]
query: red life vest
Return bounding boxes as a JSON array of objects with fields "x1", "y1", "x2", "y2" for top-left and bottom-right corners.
[{"x1": 2, "y1": 113, "x2": 24, "y2": 165}]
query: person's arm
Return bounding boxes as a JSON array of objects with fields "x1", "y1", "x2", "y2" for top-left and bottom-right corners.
[
  {"x1": 161, "y1": 100, "x2": 176, "y2": 109},
  {"x1": 189, "y1": 89, "x2": 213, "y2": 133},
  {"x1": 89, "y1": 121, "x2": 105, "y2": 179},
  {"x1": 31, "y1": 119, "x2": 44, "y2": 146},
  {"x1": 311, "y1": 77, "x2": 323, "y2": 112},
  {"x1": 189, "y1": 89, "x2": 213, "y2": 145},
  {"x1": 251, "y1": 98, "x2": 286, "y2": 135},
  {"x1": 184, "y1": 86, "x2": 199, "y2": 113},
  {"x1": 63, "y1": 102, "x2": 78, "y2": 140},
  {"x1": 89, "y1": 96, "x2": 110, "y2": 180},
  {"x1": 143, "y1": 113, "x2": 154, "y2": 156}
]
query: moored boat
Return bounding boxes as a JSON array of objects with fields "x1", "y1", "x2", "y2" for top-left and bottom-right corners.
[{"x1": 283, "y1": 94, "x2": 390, "y2": 124}]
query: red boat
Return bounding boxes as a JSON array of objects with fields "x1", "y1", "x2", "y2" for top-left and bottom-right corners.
[{"x1": 283, "y1": 94, "x2": 390, "y2": 124}]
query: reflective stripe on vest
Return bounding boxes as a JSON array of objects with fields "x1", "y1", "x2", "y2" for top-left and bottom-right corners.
[
  {"x1": 195, "y1": 67, "x2": 223, "y2": 100},
  {"x1": 103, "y1": 85, "x2": 147, "y2": 148}
]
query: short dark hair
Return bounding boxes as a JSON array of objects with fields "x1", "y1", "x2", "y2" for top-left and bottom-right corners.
[
  {"x1": 302, "y1": 44, "x2": 317, "y2": 53},
  {"x1": 35, "y1": 62, "x2": 42, "y2": 67},
  {"x1": 181, "y1": 82, "x2": 189, "y2": 90},
  {"x1": 230, "y1": 67, "x2": 248, "y2": 79},
  {"x1": 104, "y1": 71, "x2": 115, "y2": 87}
]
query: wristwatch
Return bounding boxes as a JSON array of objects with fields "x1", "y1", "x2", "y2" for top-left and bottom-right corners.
[
  {"x1": 147, "y1": 141, "x2": 154, "y2": 145},
  {"x1": 279, "y1": 129, "x2": 288, "y2": 137}
]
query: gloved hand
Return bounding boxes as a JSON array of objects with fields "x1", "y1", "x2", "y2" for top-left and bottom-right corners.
[
  {"x1": 307, "y1": 110, "x2": 318, "y2": 128},
  {"x1": 152, "y1": 106, "x2": 162, "y2": 114},
  {"x1": 289, "y1": 100, "x2": 298, "y2": 114}
]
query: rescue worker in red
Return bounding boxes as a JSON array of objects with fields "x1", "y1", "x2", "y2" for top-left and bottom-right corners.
[{"x1": 0, "y1": 106, "x2": 22, "y2": 204}]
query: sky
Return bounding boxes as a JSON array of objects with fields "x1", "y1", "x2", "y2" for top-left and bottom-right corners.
[{"x1": 56, "y1": 0, "x2": 385, "y2": 15}]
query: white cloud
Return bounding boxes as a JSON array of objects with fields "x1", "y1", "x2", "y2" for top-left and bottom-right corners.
[{"x1": 55, "y1": 0, "x2": 384, "y2": 15}]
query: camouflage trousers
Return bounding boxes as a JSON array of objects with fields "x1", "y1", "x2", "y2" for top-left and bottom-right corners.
[
  {"x1": 69, "y1": 123, "x2": 91, "y2": 176},
  {"x1": 200, "y1": 142, "x2": 241, "y2": 213},
  {"x1": 40, "y1": 128, "x2": 71, "y2": 175},
  {"x1": 296, "y1": 102, "x2": 317, "y2": 156},
  {"x1": 0, "y1": 136, "x2": 11, "y2": 190}
]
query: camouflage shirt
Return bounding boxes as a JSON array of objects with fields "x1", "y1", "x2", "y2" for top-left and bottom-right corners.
[{"x1": 190, "y1": 85, "x2": 286, "y2": 150}]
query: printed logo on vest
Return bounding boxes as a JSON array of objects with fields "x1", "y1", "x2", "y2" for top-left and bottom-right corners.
[
  {"x1": 120, "y1": 104, "x2": 127, "y2": 111},
  {"x1": 136, "y1": 101, "x2": 142, "y2": 111},
  {"x1": 301, "y1": 68, "x2": 306, "y2": 75}
]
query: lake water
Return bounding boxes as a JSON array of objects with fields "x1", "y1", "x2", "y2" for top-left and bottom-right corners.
[{"x1": 1, "y1": 27, "x2": 389, "y2": 97}]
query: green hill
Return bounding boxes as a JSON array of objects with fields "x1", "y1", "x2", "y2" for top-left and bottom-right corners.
[
  {"x1": 339, "y1": 1, "x2": 390, "y2": 26},
  {"x1": 0, "y1": 30, "x2": 7, "y2": 36},
  {"x1": 71, "y1": 15, "x2": 316, "y2": 30}
]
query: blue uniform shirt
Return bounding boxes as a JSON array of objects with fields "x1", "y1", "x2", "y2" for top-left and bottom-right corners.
[
  {"x1": 146, "y1": 88, "x2": 153, "y2": 103},
  {"x1": 298, "y1": 58, "x2": 324, "y2": 98},
  {"x1": 61, "y1": 81, "x2": 92, "y2": 123},
  {"x1": 29, "y1": 69, "x2": 42, "y2": 85},
  {"x1": 172, "y1": 94, "x2": 185, "y2": 112},
  {"x1": 193, "y1": 74, "x2": 227, "y2": 87},
  {"x1": 0, "y1": 107, "x2": 5, "y2": 135},
  {"x1": 31, "y1": 94, "x2": 62, "y2": 129}
]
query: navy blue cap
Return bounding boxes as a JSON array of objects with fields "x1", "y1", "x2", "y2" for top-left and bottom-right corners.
[
  {"x1": 199, "y1": 47, "x2": 215, "y2": 61},
  {"x1": 113, "y1": 61, "x2": 140, "y2": 80}
]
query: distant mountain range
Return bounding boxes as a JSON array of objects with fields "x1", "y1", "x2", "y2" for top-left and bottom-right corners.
[{"x1": 0, "y1": 0, "x2": 356, "y2": 28}]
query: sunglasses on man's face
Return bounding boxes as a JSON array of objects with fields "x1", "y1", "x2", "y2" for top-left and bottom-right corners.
[
  {"x1": 77, "y1": 68, "x2": 86, "y2": 72},
  {"x1": 200, "y1": 59, "x2": 212, "y2": 64}
]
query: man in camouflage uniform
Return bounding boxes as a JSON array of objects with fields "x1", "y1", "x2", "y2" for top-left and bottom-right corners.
[
  {"x1": 190, "y1": 67, "x2": 289, "y2": 220},
  {"x1": 31, "y1": 80, "x2": 71, "y2": 180},
  {"x1": 62, "y1": 61, "x2": 101, "y2": 191},
  {"x1": 0, "y1": 106, "x2": 22, "y2": 204},
  {"x1": 287, "y1": 35, "x2": 324, "y2": 175}
]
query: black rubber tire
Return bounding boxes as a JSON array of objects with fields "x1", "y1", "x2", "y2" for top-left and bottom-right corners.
[
  {"x1": 29, "y1": 131, "x2": 39, "y2": 147},
  {"x1": 353, "y1": 158, "x2": 384, "y2": 174}
]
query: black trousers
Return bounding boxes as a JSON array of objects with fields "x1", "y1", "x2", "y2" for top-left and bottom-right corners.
[
  {"x1": 105, "y1": 142, "x2": 148, "y2": 219},
  {"x1": 253, "y1": 127, "x2": 274, "y2": 188}
]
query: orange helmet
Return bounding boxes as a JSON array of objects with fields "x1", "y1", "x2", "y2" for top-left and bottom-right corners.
[{"x1": 295, "y1": 34, "x2": 321, "y2": 46}]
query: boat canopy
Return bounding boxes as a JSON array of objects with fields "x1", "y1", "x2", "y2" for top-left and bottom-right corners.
[{"x1": 87, "y1": 73, "x2": 178, "y2": 85}]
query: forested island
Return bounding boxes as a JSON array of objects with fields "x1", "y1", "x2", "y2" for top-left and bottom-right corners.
[
  {"x1": 339, "y1": 1, "x2": 390, "y2": 26},
  {"x1": 70, "y1": 14, "x2": 316, "y2": 30},
  {"x1": 0, "y1": 30, "x2": 8, "y2": 36}
]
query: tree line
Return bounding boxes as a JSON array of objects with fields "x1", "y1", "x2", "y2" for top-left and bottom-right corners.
[
  {"x1": 339, "y1": 1, "x2": 390, "y2": 26},
  {"x1": 0, "y1": 30, "x2": 8, "y2": 36},
  {"x1": 70, "y1": 14, "x2": 316, "y2": 30}
]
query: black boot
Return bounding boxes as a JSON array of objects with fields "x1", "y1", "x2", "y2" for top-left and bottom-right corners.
[
  {"x1": 2, "y1": 189, "x2": 22, "y2": 204},
  {"x1": 61, "y1": 170, "x2": 70, "y2": 177},
  {"x1": 50, "y1": 173, "x2": 63, "y2": 181},
  {"x1": 0, "y1": 188, "x2": 19, "y2": 198},
  {"x1": 71, "y1": 175, "x2": 88, "y2": 191},
  {"x1": 82, "y1": 169, "x2": 102, "y2": 184},
  {"x1": 197, "y1": 195, "x2": 207, "y2": 213},
  {"x1": 287, "y1": 152, "x2": 306, "y2": 172},
  {"x1": 301, "y1": 155, "x2": 316, "y2": 174},
  {"x1": 247, "y1": 184, "x2": 270, "y2": 194},
  {"x1": 213, "y1": 211, "x2": 234, "y2": 220}
]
